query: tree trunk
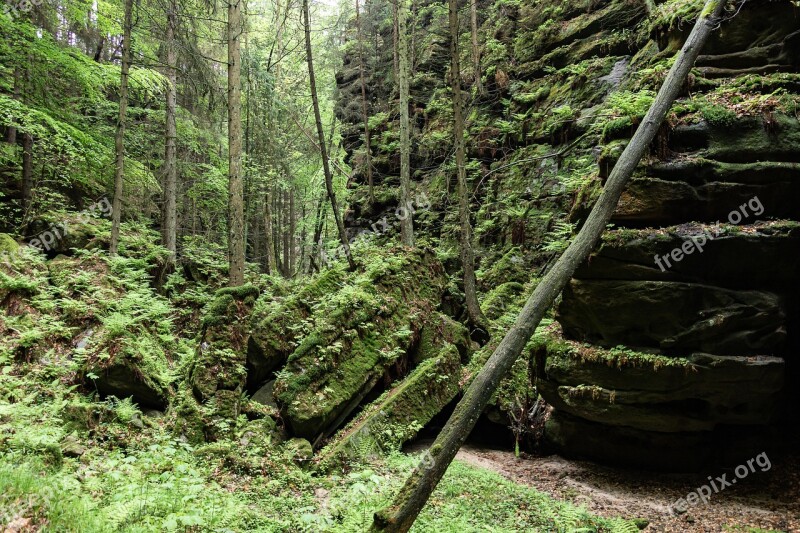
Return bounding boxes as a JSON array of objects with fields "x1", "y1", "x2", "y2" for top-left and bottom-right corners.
[
  {"x1": 392, "y1": 0, "x2": 399, "y2": 86},
  {"x1": 110, "y1": 0, "x2": 133, "y2": 256},
  {"x1": 273, "y1": 189, "x2": 283, "y2": 275},
  {"x1": 162, "y1": 0, "x2": 178, "y2": 259},
  {"x1": 302, "y1": 0, "x2": 356, "y2": 270},
  {"x1": 298, "y1": 193, "x2": 308, "y2": 273},
  {"x1": 282, "y1": 188, "x2": 290, "y2": 277},
  {"x1": 94, "y1": 35, "x2": 106, "y2": 62},
  {"x1": 6, "y1": 68, "x2": 20, "y2": 145},
  {"x1": 356, "y1": 0, "x2": 374, "y2": 205},
  {"x1": 372, "y1": 1, "x2": 726, "y2": 530},
  {"x1": 21, "y1": 133, "x2": 33, "y2": 215},
  {"x1": 309, "y1": 193, "x2": 326, "y2": 273},
  {"x1": 470, "y1": 0, "x2": 482, "y2": 96},
  {"x1": 227, "y1": 0, "x2": 245, "y2": 286},
  {"x1": 449, "y1": 0, "x2": 485, "y2": 328},
  {"x1": 289, "y1": 187, "x2": 296, "y2": 275},
  {"x1": 244, "y1": 30, "x2": 252, "y2": 261},
  {"x1": 263, "y1": 189, "x2": 276, "y2": 275},
  {"x1": 397, "y1": 0, "x2": 414, "y2": 247}
]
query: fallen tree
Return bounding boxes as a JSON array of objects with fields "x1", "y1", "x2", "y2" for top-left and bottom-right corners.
[{"x1": 372, "y1": 0, "x2": 729, "y2": 530}]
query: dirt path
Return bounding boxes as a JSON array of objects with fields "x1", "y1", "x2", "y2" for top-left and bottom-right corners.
[{"x1": 449, "y1": 445, "x2": 800, "y2": 532}]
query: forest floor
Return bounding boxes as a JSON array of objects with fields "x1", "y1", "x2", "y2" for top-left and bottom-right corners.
[
  {"x1": 448, "y1": 444, "x2": 800, "y2": 532},
  {"x1": 406, "y1": 437, "x2": 800, "y2": 533}
]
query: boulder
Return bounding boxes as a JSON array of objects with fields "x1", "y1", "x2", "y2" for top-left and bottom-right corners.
[
  {"x1": 247, "y1": 267, "x2": 346, "y2": 390},
  {"x1": 250, "y1": 379, "x2": 279, "y2": 410},
  {"x1": 181, "y1": 285, "x2": 259, "y2": 442},
  {"x1": 273, "y1": 247, "x2": 449, "y2": 441},
  {"x1": 92, "y1": 363, "x2": 167, "y2": 409},
  {"x1": 317, "y1": 344, "x2": 462, "y2": 467},
  {"x1": 558, "y1": 279, "x2": 786, "y2": 355}
]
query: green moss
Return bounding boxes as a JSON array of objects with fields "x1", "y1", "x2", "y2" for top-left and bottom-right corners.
[
  {"x1": 272, "y1": 247, "x2": 449, "y2": 439},
  {"x1": 0, "y1": 233, "x2": 19, "y2": 255},
  {"x1": 700, "y1": 103, "x2": 737, "y2": 127},
  {"x1": 481, "y1": 282, "x2": 525, "y2": 321},
  {"x1": 318, "y1": 345, "x2": 461, "y2": 467},
  {"x1": 216, "y1": 283, "x2": 259, "y2": 301},
  {"x1": 532, "y1": 323, "x2": 692, "y2": 372}
]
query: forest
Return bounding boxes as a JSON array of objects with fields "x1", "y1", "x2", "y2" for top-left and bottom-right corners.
[{"x1": 0, "y1": 0, "x2": 799, "y2": 529}]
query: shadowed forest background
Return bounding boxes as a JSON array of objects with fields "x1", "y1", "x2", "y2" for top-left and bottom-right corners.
[{"x1": 1, "y1": 0, "x2": 799, "y2": 530}]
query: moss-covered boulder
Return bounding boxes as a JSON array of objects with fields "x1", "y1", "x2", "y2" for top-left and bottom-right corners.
[
  {"x1": 181, "y1": 284, "x2": 259, "y2": 441},
  {"x1": 284, "y1": 437, "x2": 314, "y2": 463},
  {"x1": 247, "y1": 267, "x2": 346, "y2": 389},
  {"x1": 0, "y1": 233, "x2": 19, "y2": 255},
  {"x1": 317, "y1": 343, "x2": 462, "y2": 467},
  {"x1": 273, "y1": 247, "x2": 449, "y2": 441},
  {"x1": 92, "y1": 363, "x2": 167, "y2": 410}
]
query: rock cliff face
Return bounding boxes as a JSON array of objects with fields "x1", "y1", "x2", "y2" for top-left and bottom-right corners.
[
  {"x1": 335, "y1": 0, "x2": 800, "y2": 468},
  {"x1": 533, "y1": 3, "x2": 800, "y2": 468}
]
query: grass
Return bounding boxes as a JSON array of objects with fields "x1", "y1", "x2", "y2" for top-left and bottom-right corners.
[
  {"x1": 0, "y1": 230, "x2": 639, "y2": 532},
  {"x1": 0, "y1": 354, "x2": 638, "y2": 532}
]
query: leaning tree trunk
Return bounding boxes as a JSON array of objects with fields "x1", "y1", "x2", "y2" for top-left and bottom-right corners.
[
  {"x1": 372, "y1": 1, "x2": 727, "y2": 530},
  {"x1": 302, "y1": 0, "x2": 356, "y2": 270},
  {"x1": 162, "y1": 0, "x2": 178, "y2": 259},
  {"x1": 227, "y1": 0, "x2": 245, "y2": 286},
  {"x1": 450, "y1": 0, "x2": 486, "y2": 329},
  {"x1": 397, "y1": 0, "x2": 414, "y2": 246},
  {"x1": 110, "y1": 0, "x2": 133, "y2": 256}
]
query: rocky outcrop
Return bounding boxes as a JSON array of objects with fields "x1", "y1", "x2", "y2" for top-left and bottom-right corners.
[
  {"x1": 533, "y1": 1, "x2": 800, "y2": 470},
  {"x1": 559, "y1": 280, "x2": 786, "y2": 355},
  {"x1": 177, "y1": 285, "x2": 261, "y2": 442},
  {"x1": 317, "y1": 344, "x2": 462, "y2": 467},
  {"x1": 271, "y1": 248, "x2": 459, "y2": 443}
]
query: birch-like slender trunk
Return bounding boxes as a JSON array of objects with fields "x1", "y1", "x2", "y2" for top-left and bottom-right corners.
[
  {"x1": 449, "y1": 0, "x2": 486, "y2": 327},
  {"x1": 302, "y1": 0, "x2": 356, "y2": 270},
  {"x1": 470, "y1": 0, "x2": 482, "y2": 95}
]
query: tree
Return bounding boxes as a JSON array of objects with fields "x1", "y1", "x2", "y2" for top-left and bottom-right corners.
[
  {"x1": 227, "y1": 0, "x2": 245, "y2": 286},
  {"x1": 397, "y1": 0, "x2": 413, "y2": 246},
  {"x1": 162, "y1": 0, "x2": 178, "y2": 259},
  {"x1": 303, "y1": 0, "x2": 356, "y2": 270},
  {"x1": 110, "y1": 0, "x2": 134, "y2": 256},
  {"x1": 356, "y1": 0, "x2": 374, "y2": 205},
  {"x1": 371, "y1": 0, "x2": 727, "y2": 529},
  {"x1": 449, "y1": 0, "x2": 485, "y2": 328},
  {"x1": 470, "y1": 0, "x2": 482, "y2": 96}
]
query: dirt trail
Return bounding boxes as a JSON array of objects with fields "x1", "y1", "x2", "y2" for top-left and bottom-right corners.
[{"x1": 450, "y1": 444, "x2": 800, "y2": 532}]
